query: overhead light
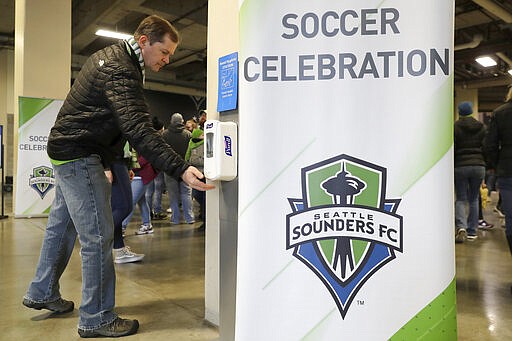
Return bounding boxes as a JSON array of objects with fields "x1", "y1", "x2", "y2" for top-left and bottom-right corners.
[
  {"x1": 475, "y1": 56, "x2": 497, "y2": 67},
  {"x1": 95, "y1": 29, "x2": 132, "y2": 40},
  {"x1": 508, "y1": 69, "x2": 512, "y2": 76}
]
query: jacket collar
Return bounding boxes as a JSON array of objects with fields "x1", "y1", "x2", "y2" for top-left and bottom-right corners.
[{"x1": 124, "y1": 37, "x2": 145, "y2": 82}]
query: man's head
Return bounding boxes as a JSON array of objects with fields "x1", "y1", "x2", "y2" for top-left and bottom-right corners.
[
  {"x1": 170, "y1": 113, "x2": 184, "y2": 126},
  {"x1": 458, "y1": 101, "x2": 473, "y2": 117},
  {"x1": 152, "y1": 116, "x2": 164, "y2": 131},
  {"x1": 134, "y1": 15, "x2": 180, "y2": 72},
  {"x1": 198, "y1": 110, "x2": 207, "y2": 125}
]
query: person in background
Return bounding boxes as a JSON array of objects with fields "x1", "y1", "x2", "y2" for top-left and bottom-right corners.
[
  {"x1": 162, "y1": 113, "x2": 194, "y2": 224},
  {"x1": 478, "y1": 182, "x2": 494, "y2": 229},
  {"x1": 22, "y1": 15, "x2": 213, "y2": 338},
  {"x1": 454, "y1": 101, "x2": 486, "y2": 243},
  {"x1": 494, "y1": 193, "x2": 505, "y2": 220},
  {"x1": 185, "y1": 119, "x2": 197, "y2": 133},
  {"x1": 110, "y1": 142, "x2": 144, "y2": 263},
  {"x1": 186, "y1": 128, "x2": 206, "y2": 231},
  {"x1": 484, "y1": 86, "x2": 512, "y2": 256},
  {"x1": 197, "y1": 109, "x2": 207, "y2": 129},
  {"x1": 123, "y1": 150, "x2": 158, "y2": 235},
  {"x1": 146, "y1": 116, "x2": 167, "y2": 221}
]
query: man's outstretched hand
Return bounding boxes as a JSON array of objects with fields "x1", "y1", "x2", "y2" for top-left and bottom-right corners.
[{"x1": 182, "y1": 166, "x2": 215, "y2": 191}]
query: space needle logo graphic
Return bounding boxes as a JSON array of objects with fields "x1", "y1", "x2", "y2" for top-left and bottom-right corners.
[{"x1": 286, "y1": 154, "x2": 403, "y2": 318}]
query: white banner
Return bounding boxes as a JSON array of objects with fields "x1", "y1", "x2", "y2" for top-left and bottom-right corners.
[
  {"x1": 16, "y1": 97, "x2": 61, "y2": 217},
  {"x1": 237, "y1": 1, "x2": 455, "y2": 340}
]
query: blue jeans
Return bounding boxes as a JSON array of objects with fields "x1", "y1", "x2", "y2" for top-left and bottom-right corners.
[
  {"x1": 145, "y1": 172, "x2": 164, "y2": 214},
  {"x1": 454, "y1": 165, "x2": 485, "y2": 235},
  {"x1": 193, "y1": 188, "x2": 205, "y2": 222},
  {"x1": 122, "y1": 177, "x2": 151, "y2": 227},
  {"x1": 111, "y1": 162, "x2": 132, "y2": 249},
  {"x1": 498, "y1": 177, "x2": 512, "y2": 238},
  {"x1": 486, "y1": 170, "x2": 497, "y2": 193},
  {"x1": 165, "y1": 174, "x2": 194, "y2": 224},
  {"x1": 25, "y1": 155, "x2": 117, "y2": 330}
]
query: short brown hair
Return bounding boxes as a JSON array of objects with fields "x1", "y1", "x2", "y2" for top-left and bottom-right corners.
[{"x1": 134, "y1": 15, "x2": 180, "y2": 45}]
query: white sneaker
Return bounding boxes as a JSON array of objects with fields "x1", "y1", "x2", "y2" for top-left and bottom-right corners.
[
  {"x1": 466, "y1": 234, "x2": 478, "y2": 241},
  {"x1": 114, "y1": 246, "x2": 144, "y2": 264},
  {"x1": 135, "y1": 224, "x2": 154, "y2": 235}
]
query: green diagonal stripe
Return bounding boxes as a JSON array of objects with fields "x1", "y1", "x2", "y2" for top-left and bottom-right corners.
[
  {"x1": 393, "y1": 76, "x2": 453, "y2": 196},
  {"x1": 390, "y1": 278, "x2": 457, "y2": 340},
  {"x1": 19, "y1": 97, "x2": 54, "y2": 127},
  {"x1": 301, "y1": 308, "x2": 337, "y2": 341},
  {"x1": 240, "y1": 0, "x2": 264, "y2": 52},
  {"x1": 298, "y1": 278, "x2": 456, "y2": 340},
  {"x1": 239, "y1": 138, "x2": 315, "y2": 216},
  {"x1": 262, "y1": 259, "x2": 294, "y2": 290}
]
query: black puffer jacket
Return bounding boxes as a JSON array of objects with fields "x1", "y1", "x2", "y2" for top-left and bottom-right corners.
[
  {"x1": 454, "y1": 116, "x2": 486, "y2": 168},
  {"x1": 47, "y1": 41, "x2": 188, "y2": 179},
  {"x1": 484, "y1": 101, "x2": 512, "y2": 176}
]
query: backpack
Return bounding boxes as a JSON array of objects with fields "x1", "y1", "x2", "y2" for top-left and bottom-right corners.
[{"x1": 189, "y1": 143, "x2": 204, "y2": 168}]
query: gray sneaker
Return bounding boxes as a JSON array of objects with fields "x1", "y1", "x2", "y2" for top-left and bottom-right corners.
[
  {"x1": 23, "y1": 297, "x2": 74, "y2": 313},
  {"x1": 152, "y1": 212, "x2": 168, "y2": 220},
  {"x1": 78, "y1": 317, "x2": 139, "y2": 338},
  {"x1": 135, "y1": 224, "x2": 154, "y2": 235},
  {"x1": 455, "y1": 228, "x2": 467, "y2": 243},
  {"x1": 114, "y1": 246, "x2": 144, "y2": 264}
]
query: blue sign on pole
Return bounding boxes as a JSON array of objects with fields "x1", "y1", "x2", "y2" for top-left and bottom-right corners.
[{"x1": 217, "y1": 52, "x2": 238, "y2": 112}]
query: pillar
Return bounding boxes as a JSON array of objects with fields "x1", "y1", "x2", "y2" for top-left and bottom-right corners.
[
  {"x1": 0, "y1": 49, "x2": 14, "y2": 178},
  {"x1": 204, "y1": 0, "x2": 239, "y2": 331},
  {"x1": 13, "y1": 0, "x2": 71, "y2": 212}
]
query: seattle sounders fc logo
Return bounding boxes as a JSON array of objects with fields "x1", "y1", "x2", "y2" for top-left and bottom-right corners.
[
  {"x1": 286, "y1": 154, "x2": 403, "y2": 318},
  {"x1": 29, "y1": 165, "x2": 55, "y2": 199}
]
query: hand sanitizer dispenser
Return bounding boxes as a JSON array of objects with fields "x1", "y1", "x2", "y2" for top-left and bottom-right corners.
[{"x1": 203, "y1": 120, "x2": 237, "y2": 181}]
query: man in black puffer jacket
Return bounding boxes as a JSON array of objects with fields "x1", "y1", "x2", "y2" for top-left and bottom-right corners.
[
  {"x1": 22, "y1": 15, "x2": 214, "y2": 338},
  {"x1": 454, "y1": 101, "x2": 486, "y2": 243},
  {"x1": 485, "y1": 86, "x2": 512, "y2": 256}
]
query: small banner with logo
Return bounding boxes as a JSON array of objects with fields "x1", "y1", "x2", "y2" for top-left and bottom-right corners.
[
  {"x1": 237, "y1": 0, "x2": 455, "y2": 340},
  {"x1": 15, "y1": 97, "x2": 62, "y2": 217}
]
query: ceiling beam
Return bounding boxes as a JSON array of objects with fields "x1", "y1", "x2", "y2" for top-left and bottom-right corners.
[
  {"x1": 72, "y1": 0, "x2": 147, "y2": 52},
  {"x1": 455, "y1": 10, "x2": 494, "y2": 30},
  {"x1": 168, "y1": 51, "x2": 205, "y2": 69},
  {"x1": 454, "y1": 41, "x2": 512, "y2": 63},
  {"x1": 70, "y1": 68, "x2": 205, "y2": 97},
  {"x1": 455, "y1": 75, "x2": 512, "y2": 88},
  {"x1": 479, "y1": 101, "x2": 506, "y2": 111},
  {"x1": 144, "y1": 81, "x2": 205, "y2": 97},
  {"x1": 472, "y1": 0, "x2": 512, "y2": 23}
]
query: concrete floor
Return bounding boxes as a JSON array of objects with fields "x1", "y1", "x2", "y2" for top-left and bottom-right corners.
[
  {"x1": 1, "y1": 193, "x2": 512, "y2": 340},
  {"x1": 0, "y1": 193, "x2": 218, "y2": 340},
  {"x1": 455, "y1": 202, "x2": 512, "y2": 341}
]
